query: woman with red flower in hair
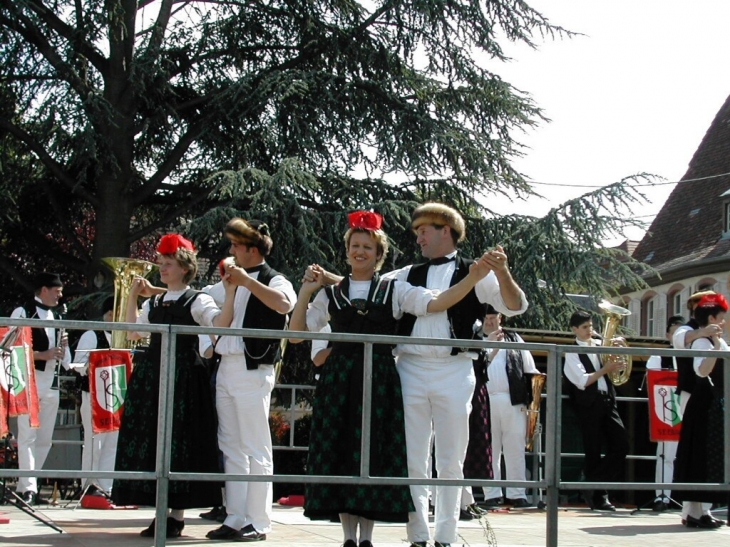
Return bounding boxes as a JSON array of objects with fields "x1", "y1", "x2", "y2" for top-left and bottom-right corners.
[
  {"x1": 673, "y1": 293, "x2": 729, "y2": 529},
  {"x1": 289, "y1": 212, "x2": 492, "y2": 547},
  {"x1": 111, "y1": 234, "x2": 236, "y2": 538}
]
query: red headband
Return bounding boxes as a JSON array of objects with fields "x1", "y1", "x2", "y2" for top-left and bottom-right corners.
[
  {"x1": 348, "y1": 211, "x2": 383, "y2": 231},
  {"x1": 697, "y1": 293, "x2": 729, "y2": 311},
  {"x1": 157, "y1": 234, "x2": 195, "y2": 255}
]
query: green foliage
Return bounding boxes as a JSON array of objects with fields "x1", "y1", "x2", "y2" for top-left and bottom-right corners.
[{"x1": 0, "y1": 0, "x2": 652, "y2": 335}]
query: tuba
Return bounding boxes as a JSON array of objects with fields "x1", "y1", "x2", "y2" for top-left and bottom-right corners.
[
  {"x1": 598, "y1": 300, "x2": 632, "y2": 386},
  {"x1": 525, "y1": 373, "x2": 546, "y2": 451},
  {"x1": 101, "y1": 257, "x2": 157, "y2": 349}
]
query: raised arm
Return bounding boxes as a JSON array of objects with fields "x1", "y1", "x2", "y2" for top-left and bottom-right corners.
[
  {"x1": 425, "y1": 254, "x2": 491, "y2": 313},
  {"x1": 289, "y1": 277, "x2": 324, "y2": 343},
  {"x1": 226, "y1": 264, "x2": 292, "y2": 314},
  {"x1": 483, "y1": 245, "x2": 523, "y2": 311}
]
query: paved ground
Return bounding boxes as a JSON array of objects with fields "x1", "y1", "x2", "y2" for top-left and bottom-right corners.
[{"x1": 1, "y1": 500, "x2": 729, "y2": 547}]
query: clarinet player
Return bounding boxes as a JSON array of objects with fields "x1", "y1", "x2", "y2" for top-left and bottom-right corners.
[{"x1": 9, "y1": 272, "x2": 71, "y2": 505}]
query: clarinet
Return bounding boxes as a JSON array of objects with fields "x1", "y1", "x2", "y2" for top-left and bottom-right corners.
[{"x1": 51, "y1": 304, "x2": 68, "y2": 391}]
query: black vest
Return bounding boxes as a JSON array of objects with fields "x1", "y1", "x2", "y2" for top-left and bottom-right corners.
[
  {"x1": 22, "y1": 301, "x2": 60, "y2": 372},
  {"x1": 78, "y1": 331, "x2": 110, "y2": 392},
  {"x1": 676, "y1": 319, "x2": 698, "y2": 395},
  {"x1": 325, "y1": 274, "x2": 397, "y2": 358},
  {"x1": 241, "y1": 263, "x2": 289, "y2": 370},
  {"x1": 397, "y1": 256, "x2": 487, "y2": 355},
  {"x1": 566, "y1": 346, "x2": 615, "y2": 407}
]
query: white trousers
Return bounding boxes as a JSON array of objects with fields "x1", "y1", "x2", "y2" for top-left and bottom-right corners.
[
  {"x1": 80, "y1": 391, "x2": 119, "y2": 493},
  {"x1": 485, "y1": 393, "x2": 528, "y2": 501},
  {"x1": 397, "y1": 355, "x2": 475, "y2": 544},
  {"x1": 16, "y1": 366, "x2": 58, "y2": 494},
  {"x1": 654, "y1": 441, "x2": 677, "y2": 500},
  {"x1": 216, "y1": 357, "x2": 275, "y2": 533}
]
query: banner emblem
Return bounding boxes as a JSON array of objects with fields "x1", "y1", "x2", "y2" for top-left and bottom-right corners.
[
  {"x1": 647, "y1": 369, "x2": 682, "y2": 441},
  {"x1": 89, "y1": 349, "x2": 132, "y2": 433}
]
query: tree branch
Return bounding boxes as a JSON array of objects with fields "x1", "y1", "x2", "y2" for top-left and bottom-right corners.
[
  {"x1": 24, "y1": 0, "x2": 109, "y2": 75},
  {"x1": 0, "y1": 116, "x2": 101, "y2": 207},
  {"x1": 0, "y1": 8, "x2": 93, "y2": 100}
]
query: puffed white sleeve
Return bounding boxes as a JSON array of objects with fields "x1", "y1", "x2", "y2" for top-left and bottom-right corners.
[
  {"x1": 392, "y1": 280, "x2": 435, "y2": 319},
  {"x1": 191, "y1": 292, "x2": 222, "y2": 327},
  {"x1": 305, "y1": 290, "x2": 331, "y2": 333},
  {"x1": 474, "y1": 272, "x2": 528, "y2": 317}
]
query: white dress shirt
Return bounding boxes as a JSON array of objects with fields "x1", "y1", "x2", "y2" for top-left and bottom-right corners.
[{"x1": 563, "y1": 338, "x2": 609, "y2": 392}]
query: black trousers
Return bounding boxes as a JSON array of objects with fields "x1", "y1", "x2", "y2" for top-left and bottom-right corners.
[{"x1": 576, "y1": 393, "x2": 629, "y2": 503}]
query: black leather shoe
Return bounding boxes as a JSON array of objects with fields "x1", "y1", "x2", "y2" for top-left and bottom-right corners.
[
  {"x1": 358, "y1": 541, "x2": 373, "y2": 547},
  {"x1": 480, "y1": 497, "x2": 502, "y2": 508},
  {"x1": 459, "y1": 508, "x2": 474, "y2": 520},
  {"x1": 686, "y1": 515, "x2": 722, "y2": 529},
  {"x1": 467, "y1": 503, "x2": 486, "y2": 516},
  {"x1": 410, "y1": 543, "x2": 427, "y2": 547},
  {"x1": 140, "y1": 518, "x2": 185, "y2": 538},
  {"x1": 19, "y1": 491, "x2": 35, "y2": 505},
  {"x1": 237, "y1": 524, "x2": 266, "y2": 542},
  {"x1": 342, "y1": 541, "x2": 357, "y2": 547},
  {"x1": 200, "y1": 506, "x2": 226, "y2": 521},
  {"x1": 510, "y1": 498, "x2": 532, "y2": 508},
  {"x1": 166, "y1": 517, "x2": 185, "y2": 538},
  {"x1": 435, "y1": 542, "x2": 451, "y2": 547},
  {"x1": 652, "y1": 500, "x2": 669, "y2": 512},
  {"x1": 207, "y1": 524, "x2": 241, "y2": 540},
  {"x1": 593, "y1": 501, "x2": 616, "y2": 512}
]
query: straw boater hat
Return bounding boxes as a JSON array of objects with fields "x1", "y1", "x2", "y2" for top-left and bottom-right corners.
[
  {"x1": 687, "y1": 290, "x2": 716, "y2": 311},
  {"x1": 224, "y1": 218, "x2": 270, "y2": 245},
  {"x1": 411, "y1": 202, "x2": 466, "y2": 243}
]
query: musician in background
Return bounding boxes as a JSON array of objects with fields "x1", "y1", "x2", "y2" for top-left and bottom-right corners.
[
  {"x1": 73, "y1": 296, "x2": 116, "y2": 506},
  {"x1": 563, "y1": 310, "x2": 629, "y2": 512},
  {"x1": 481, "y1": 305, "x2": 538, "y2": 508},
  {"x1": 10, "y1": 272, "x2": 72, "y2": 505},
  {"x1": 644, "y1": 314, "x2": 684, "y2": 512}
]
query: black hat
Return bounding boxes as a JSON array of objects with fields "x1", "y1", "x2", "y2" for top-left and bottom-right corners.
[
  {"x1": 666, "y1": 315, "x2": 685, "y2": 333},
  {"x1": 101, "y1": 296, "x2": 115, "y2": 315},
  {"x1": 485, "y1": 304, "x2": 499, "y2": 315},
  {"x1": 33, "y1": 272, "x2": 63, "y2": 290}
]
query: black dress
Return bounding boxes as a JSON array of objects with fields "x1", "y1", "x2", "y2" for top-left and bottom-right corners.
[
  {"x1": 303, "y1": 275, "x2": 415, "y2": 522},
  {"x1": 673, "y1": 347, "x2": 726, "y2": 504},
  {"x1": 112, "y1": 290, "x2": 222, "y2": 508},
  {"x1": 463, "y1": 352, "x2": 493, "y2": 480}
]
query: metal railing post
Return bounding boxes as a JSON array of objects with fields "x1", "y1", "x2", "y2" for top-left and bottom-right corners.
[
  {"x1": 360, "y1": 343, "x2": 374, "y2": 477},
  {"x1": 154, "y1": 327, "x2": 177, "y2": 547},
  {"x1": 544, "y1": 345, "x2": 560, "y2": 547}
]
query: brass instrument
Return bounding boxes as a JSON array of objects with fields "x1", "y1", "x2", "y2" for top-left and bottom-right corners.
[
  {"x1": 101, "y1": 257, "x2": 157, "y2": 349},
  {"x1": 598, "y1": 300, "x2": 632, "y2": 386},
  {"x1": 525, "y1": 373, "x2": 546, "y2": 451}
]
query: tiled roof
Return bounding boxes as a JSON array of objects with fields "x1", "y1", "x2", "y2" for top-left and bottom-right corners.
[{"x1": 633, "y1": 94, "x2": 730, "y2": 274}]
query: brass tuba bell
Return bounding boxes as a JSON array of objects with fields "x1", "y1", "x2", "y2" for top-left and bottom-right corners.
[
  {"x1": 101, "y1": 257, "x2": 157, "y2": 349},
  {"x1": 598, "y1": 300, "x2": 632, "y2": 386}
]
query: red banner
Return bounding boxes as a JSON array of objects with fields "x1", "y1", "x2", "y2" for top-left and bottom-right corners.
[
  {"x1": 647, "y1": 369, "x2": 683, "y2": 442},
  {"x1": 88, "y1": 349, "x2": 133, "y2": 434},
  {"x1": 0, "y1": 326, "x2": 40, "y2": 437}
]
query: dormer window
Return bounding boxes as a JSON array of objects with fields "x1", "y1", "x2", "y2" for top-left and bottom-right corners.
[{"x1": 721, "y1": 188, "x2": 730, "y2": 238}]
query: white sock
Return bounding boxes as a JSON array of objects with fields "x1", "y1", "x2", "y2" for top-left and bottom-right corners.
[
  {"x1": 340, "y1": 513, "x2": 358, "y2": 541},
  {"x1": 169, "y1": 509, "x2": 184, "y2": 521},
  {"x1": 358, "y1": 517, "x2": 375, "y2": 542}
]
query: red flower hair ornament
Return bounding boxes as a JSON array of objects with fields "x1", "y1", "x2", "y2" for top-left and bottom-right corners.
[
  {"x1": 696, "y1": 293, "x2": 729, "y2": 312},
  {"x1": 157, "y1": 234, "x2": 195, "y2": 255},
  {"x1": 348, "y1": 211, "x2": 383, "y2": 231}
]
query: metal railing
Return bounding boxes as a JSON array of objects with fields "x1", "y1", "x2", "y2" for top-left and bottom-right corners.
[{"x1": 1, "y1": 316, "x2": 728, "y2": 547}]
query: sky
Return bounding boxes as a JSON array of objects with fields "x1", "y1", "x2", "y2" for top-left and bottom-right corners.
[{"x1": 484, "y1": 0, "x2": 730, "y2": 244}]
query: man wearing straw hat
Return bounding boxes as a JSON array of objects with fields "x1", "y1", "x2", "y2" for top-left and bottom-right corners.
[{"x1": 393, "y1": 203, "x2": 527, "y2": 547}]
